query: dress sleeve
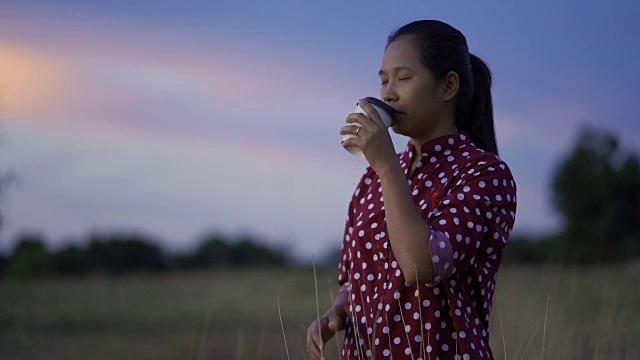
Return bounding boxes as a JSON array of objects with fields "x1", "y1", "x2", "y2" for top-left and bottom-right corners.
[{"x1": 422, "y1": 155, "x2": 517, "y2": 286}]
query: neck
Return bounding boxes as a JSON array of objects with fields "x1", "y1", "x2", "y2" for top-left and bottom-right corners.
[{"x1": 409, "y1": 118, "x2": 458, "y2": 150}]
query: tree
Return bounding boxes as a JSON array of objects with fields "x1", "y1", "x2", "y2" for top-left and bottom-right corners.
[
  {"x1": 8, "y1": 232, "x2": 58, "y2": 277},
  {"x1": 55, "y1": 243, "x2": 91, "y2": 275},
  {"x1": 86, "y1": 232, "x2": 168, "y2": 274},
  {"x1": 176, "y1": 232, "x2": 290, "y2": 269},
  {"x1": 551, "y1": 126, "x2": 640, "y2": 264},
  {"x1": 0, "y1": 252, "x2": 8, "y2": 277}
]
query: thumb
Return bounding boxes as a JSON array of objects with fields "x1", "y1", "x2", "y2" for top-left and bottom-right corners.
[{"x1": 327, "y1": 314, "x2": 343, "y2": 332}]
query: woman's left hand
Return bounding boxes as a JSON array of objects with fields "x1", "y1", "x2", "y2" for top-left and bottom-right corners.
[{"x1": 340, "y1": 99, "x2": 398, "y2": 172}]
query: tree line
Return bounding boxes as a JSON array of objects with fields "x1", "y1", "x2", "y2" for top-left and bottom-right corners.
[
  {"x1": 0, "y1": 125, "x2": 639, "y2": 277},
  {"x1": 0, "y1": 232, "x2": 293, "y2": 278}
]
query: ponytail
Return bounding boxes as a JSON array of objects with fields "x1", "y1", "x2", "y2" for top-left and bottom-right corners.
[
  {"x1": 458, "y1": 54, "x2": 498, "y2": 155},
  {"x1": 387, "y1": 20, "x2": 499, "y2": 155}
]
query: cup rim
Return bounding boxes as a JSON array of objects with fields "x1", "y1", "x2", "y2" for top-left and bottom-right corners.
[{"x1": 363, "y1": 97, "x2": 396, "y2": 116}]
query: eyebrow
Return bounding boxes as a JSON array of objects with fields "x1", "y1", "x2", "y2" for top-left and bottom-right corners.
[{"x1": 378, "y1": 65, "x2": 414, "y2": 76}]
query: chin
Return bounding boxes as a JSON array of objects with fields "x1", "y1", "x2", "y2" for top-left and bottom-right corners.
[{"x1": 391, "y1": 123, "x2": 410, "y2": 137}]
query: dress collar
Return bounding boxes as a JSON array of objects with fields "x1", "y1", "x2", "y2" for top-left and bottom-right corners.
[{"x1": 405, "y1": 131, "x2": 473, "y2": 161}]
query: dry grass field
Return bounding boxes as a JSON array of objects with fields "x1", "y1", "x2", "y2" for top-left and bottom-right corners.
[{"x1": 1, "y1": 264, "x2": 639, "y2": 359}]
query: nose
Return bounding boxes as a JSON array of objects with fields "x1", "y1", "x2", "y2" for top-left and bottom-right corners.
[{"x1": 381, "y1": 83, "x2": 398, "y2": 104}]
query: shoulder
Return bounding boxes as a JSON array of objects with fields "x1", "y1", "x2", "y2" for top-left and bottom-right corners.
[{"x1": 458, "y1": 145, "x2": 515, "y2": 186}]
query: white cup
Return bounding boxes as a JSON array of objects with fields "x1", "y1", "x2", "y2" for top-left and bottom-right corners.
[{"x1": 342, "y1": 97, "x2": 396, "y2": 158}]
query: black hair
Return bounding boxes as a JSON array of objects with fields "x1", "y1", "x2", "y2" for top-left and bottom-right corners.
[{"x1": 387, "y1": 20, "x2": 498, "y2": 155}]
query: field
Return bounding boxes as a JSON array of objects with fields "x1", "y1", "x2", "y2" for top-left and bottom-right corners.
[{"x1": 1, "y1": 265, "x2": 639, "y2": 359}]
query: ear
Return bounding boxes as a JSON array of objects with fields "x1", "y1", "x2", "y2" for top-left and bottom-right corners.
[{"x1": 442, "y1": 71, "x2": 460, "y2": 102}]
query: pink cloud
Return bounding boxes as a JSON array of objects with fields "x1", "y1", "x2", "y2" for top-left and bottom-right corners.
[{"x1": 0, "y1": 10, "x2": 371, "y2": 167}]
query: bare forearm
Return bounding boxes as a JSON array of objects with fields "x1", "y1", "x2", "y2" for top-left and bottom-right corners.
[{"x1": 376, "y1": 163, "x2": 433, "y2": 284}]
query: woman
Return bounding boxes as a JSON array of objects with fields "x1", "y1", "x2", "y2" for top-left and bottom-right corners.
[{"x1": 307, "y1": 20, "x2": 517, "y2": 359}]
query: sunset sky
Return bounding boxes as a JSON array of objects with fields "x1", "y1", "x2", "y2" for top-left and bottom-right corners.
[{"x1": 1, "y1": 0, "x2": 639, "y2": 260}]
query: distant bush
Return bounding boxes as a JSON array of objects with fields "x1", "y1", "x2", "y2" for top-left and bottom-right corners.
[
  {"x1": 175, "y1": 233, "x2": 290, "y2": 269},
  {"x1": 8, "y1": 233, "x2": 57, "y2": 278},
  {"x1": 86, "y1": 232, "x2": 169, "y2": 274},
  {"x1": 0, "y1": 252, "x2": 8, "y2": 277},
  {"x1": 55, "y1": 244, "x2": 91, "y2": 275}
]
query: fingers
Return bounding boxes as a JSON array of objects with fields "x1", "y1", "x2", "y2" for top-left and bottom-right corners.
[
  {"x1": 357, "y1": 99, "x2": 384, "y2": 127},
  {"x1": 339, "y1": 123, "x2": 362, "y2": 137},
  {"x1": 306, "y1": 320, "x2": 325, "y2": 360},
  {"x1": 328, "y1": 316, "x2": 343, "y2": 333}
]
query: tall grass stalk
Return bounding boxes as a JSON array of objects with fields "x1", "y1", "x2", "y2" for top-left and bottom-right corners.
[
  {"x1": 415, "y1": 267, "x2": 425, "y2": 360},
  {"x1": 312, "y1": 256, "x2": 323, "y2": 359},
  {"x1": 328, "y1": 283, "x2": 342, "y2": 359},
  {"x1": 356, "y1": 279, "x2": 373, "y2": 356},
  {"x1": 512, "y1": 325, "x2": 531, "y2": 360},
  {"x1": 497, "y1": 294, "x2": 506, "y2": 360},
  {"x1": 397, "y1": 298, "x2": 415, "y2": 360},
  {"x1": 234, "y1": 330, "x2": 245, "y2": 360},
  {"x1": 347, "y1": 278, "x2": 365, "y2": 360},
  {"x1": 197, "y1": 309, "x2": 212, "y2": 360},
  {"x1": 277, "y1": 294, "x2": 291, "y2": 360},
  {"x1": 540, "y1": 290, "x2": 549, "y2": 360},
  {"x1": 519, "y1": 323, "x2": 539, "y2": 360}
]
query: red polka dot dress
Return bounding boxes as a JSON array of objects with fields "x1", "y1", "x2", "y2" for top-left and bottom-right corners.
[{"x1": 337, "y1": 132, "x2": 517, "y2": 359}]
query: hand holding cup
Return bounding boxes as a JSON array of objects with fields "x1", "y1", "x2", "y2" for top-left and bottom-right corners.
[{"x1": 341, "y1": 97, "x2": 396, "y2": 158}]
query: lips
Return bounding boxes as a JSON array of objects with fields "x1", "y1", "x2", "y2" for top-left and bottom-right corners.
[{"x1": 389, "y1": 105, "x2": 403, "y2": 114}]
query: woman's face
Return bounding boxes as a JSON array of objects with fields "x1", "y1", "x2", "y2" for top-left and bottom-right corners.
[{"x1": 379, "y1": 36, "x2": 451, "y2": 140}]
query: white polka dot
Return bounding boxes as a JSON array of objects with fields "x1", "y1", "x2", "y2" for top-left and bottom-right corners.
[{"x1": 433, "y1": 255, "x2": 440, "y2": 263}]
